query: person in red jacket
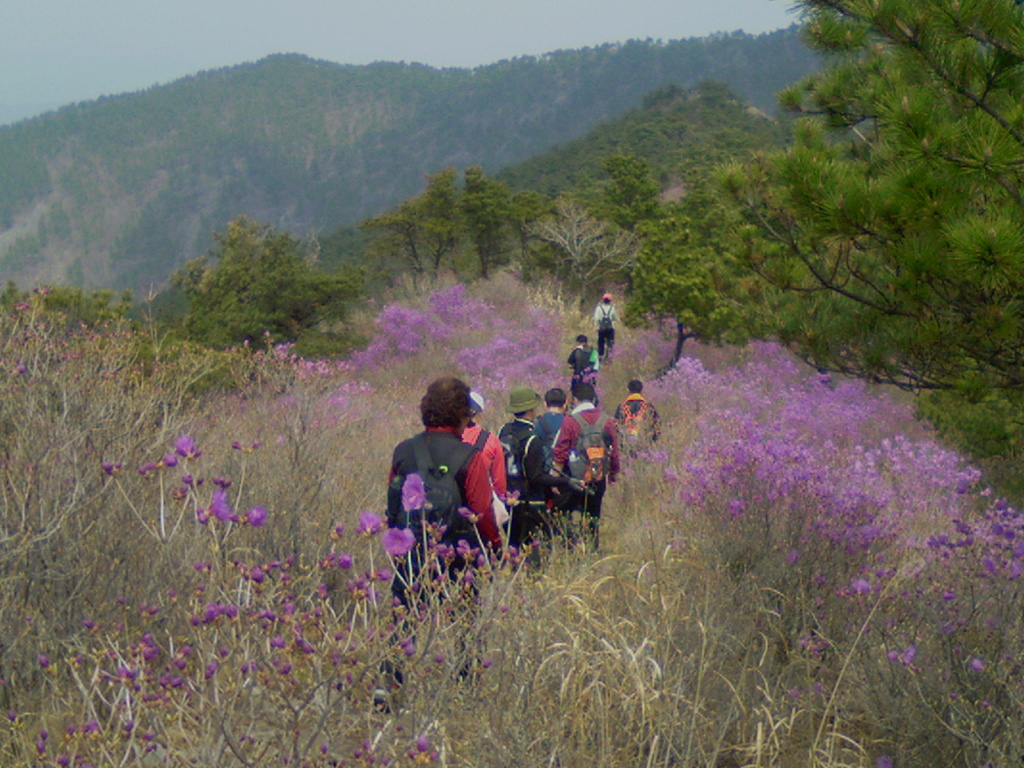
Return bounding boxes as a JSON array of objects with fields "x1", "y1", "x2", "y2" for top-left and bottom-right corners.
[
  {"x1": 552, "y1": 381, "x2": 620, "y2": 550},
  {"x1": 380, "y1": 377, "x2": 500, "y2": 711},
  {"x1": 462, "y1": 390, "x2": 508, "y2": 506},
  {"x1": 386, "y1": 377, "x2": 502, "y2": 591}
]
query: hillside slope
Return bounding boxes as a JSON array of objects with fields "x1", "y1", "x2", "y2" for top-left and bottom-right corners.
[
  {"x1": 496, "y1": 80, "x2": 790, "y2": 198},
  {"x1": 0, "y1": 28, "x2": 818, "y2": 292}
]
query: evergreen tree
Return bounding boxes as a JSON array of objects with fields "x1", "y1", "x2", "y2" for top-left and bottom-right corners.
[
  {"x1": 418, "y1": 167, "x2": 463, "y2": 275},
  {"x1": 460, "y1": 166, "x2": 511, "y2": 279},
  {"x1": 595, "y1": 154, "x2": 662, "y2": 232},
  {"x1": 361, "y1": 167, "x2": 463, "y2": 279},
  {"x1": 172, "y1": 216, "x2": 359, "y2": 350},
  {"x1": 721, "y1": 0, "x2": 1024, "y2": 392},
  {"x1": 507, "y1": 190, "x2": 553, "y2": 270}
]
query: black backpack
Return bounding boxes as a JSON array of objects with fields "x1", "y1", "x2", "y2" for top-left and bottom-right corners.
[
  {"x1": 499, "y1": 422, "x2": 534, "y2": 498},
  {"x1": 568, "y1": 412, "x2": 612, "y2": 484},
  {"x1": 597, "y1": 306, "x2": 614, "y2": 331},
  {"x1": 472, "y1": 428, "x2": 490, "y2": 453},
  {"x1": 404, "y1": 434, "x2": 476, "y2": 540},
  {"x1": 571, "y1": 346, "x2": 595, "y2": 376}
]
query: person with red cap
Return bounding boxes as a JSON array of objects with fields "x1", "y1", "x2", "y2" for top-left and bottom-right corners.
[{"x1": 593, "y1": 292, "x2": 617, "y2": 363}]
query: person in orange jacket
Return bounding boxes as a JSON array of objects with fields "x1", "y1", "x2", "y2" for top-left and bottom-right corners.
[{"x1": 614, "y1": 378, "x2": 660, "y2": 452}]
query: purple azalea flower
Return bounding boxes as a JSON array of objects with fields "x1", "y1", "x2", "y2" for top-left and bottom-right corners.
[
  {"x1": 901, "y1": 644, "x2": 917, "y2": 665},
  {"x1": 209, "y1": 489, "x2": 233, "y2": 523},
  {"x1": 174, "y1": 435, "x2": 200, "y2": 459},
  {"x1": 357, "y1": 511, "x2": 383, "y2": 536},
  {"x1": 382, "y1": 527, "x2": 417, "y2": 558},
  {"x1": 850, "y1": 578, "x2": 871, "y2": 595},
  {"x1": 402, "y1": 473, "x2": 426, "y2": 512},
  {"x1": 970, "y1": 657, "x2": 985, "y2": 671},
  {"x1": 246, "y1": 506, "x2": 268, "y2": 527}
]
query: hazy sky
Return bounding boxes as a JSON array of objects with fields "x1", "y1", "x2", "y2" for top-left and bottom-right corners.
[{"x1": 2, "y1": 0, "x2": 799, "y2": 124}]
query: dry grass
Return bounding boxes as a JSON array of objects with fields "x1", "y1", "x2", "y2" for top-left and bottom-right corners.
[{"x1": 0, "y1": 281, "x2": 1017, "y2": 767}]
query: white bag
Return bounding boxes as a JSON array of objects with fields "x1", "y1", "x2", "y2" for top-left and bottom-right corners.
[{"x1": 492, "y1": 491, "x2": 509, "y2": 526}]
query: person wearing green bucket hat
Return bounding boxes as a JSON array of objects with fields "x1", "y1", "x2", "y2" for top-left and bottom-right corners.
[
  {"x1": 498, "y1": 385, "x2": 569, "y2": 562},
  {"x1": 505, "y1": 385, "x2": 541, "y2": 414}
]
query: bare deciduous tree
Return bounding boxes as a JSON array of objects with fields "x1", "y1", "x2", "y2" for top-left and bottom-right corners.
[{"x1": 528, "y1": 200, "x2": 638, "y2": 301}]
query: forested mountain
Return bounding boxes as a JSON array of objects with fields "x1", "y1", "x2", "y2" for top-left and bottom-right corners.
[
  {"x1": 496, "y1": 80, "x2": 790, "y2": 198},
  {"x1": 316, "y1": 80, "x2": 790, "y2": 276},
  {"x1": 0, "y1": 27, "x2": 818, "y2": 292}
]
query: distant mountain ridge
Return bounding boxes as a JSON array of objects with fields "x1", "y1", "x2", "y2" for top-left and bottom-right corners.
[{"x1": 0, "y1": 27, "x2": 819, "y2": 292}]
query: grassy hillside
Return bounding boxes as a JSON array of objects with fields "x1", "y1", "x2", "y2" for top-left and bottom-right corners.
[
  {"x1": 0, "y1": 28, "x2": 818, "y2": 292},
  {"x1": 0, "y1": 275, "x2": 1018, "y2": 766}
]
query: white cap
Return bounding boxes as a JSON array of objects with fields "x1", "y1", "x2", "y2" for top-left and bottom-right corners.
[{"x1": 469, "y1": 391, "x2": 486, "y2": 414}]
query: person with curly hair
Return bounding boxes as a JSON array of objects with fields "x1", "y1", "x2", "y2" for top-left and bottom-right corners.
[
  {"x1": 378, "y1": 377, "x2": 501, "y2": 710},
  {"x1": 386, "y1": 377, "x2": 502, "y2": 584}
]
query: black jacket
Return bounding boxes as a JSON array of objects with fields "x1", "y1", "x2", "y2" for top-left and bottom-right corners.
[{"x1": 499, "y1": 417, "x2": 568, "y2": 504}]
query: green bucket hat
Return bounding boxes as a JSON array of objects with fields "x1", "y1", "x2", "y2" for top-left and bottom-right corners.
[{"x1": 506, "y1": 385, "x2": 541, "y2": 413}]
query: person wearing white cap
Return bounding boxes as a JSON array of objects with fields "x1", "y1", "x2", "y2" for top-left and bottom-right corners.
[
  {"x1": 499, "y1": 385, "x2": 571, "y2": 559},
  {"x1": 461, "y1": 390, "x2": 508, "y2": 508}
]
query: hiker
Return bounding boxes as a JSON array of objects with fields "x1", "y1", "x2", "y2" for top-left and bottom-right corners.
[
  {"x1": 614, "y1": 379, "x2": 660, "y2": 452},
  {"x1": 567, "y1": 334, "x2": 599, "y2": 393},
  {"x1": 462, "y1": 390, "x2": 508, "y2": 520},
  {"x1": 533, "y1": 387, "x2": 567, "y2": 474},
  {"x1": 386, "y1": 377, "x2": 502, "y2": 608},
  {"x1": 380, "y1": 378, "x2": 501, "y2": 711},
  {"x1": 593, "y1": 292, "x2": 617, "y2": 362},
  {"x1": 551, "y1": 381, "x2": 620, "y2": 550},
  {"x1": 499, "y1": 385, "x2": 568, "y2": 558}
]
